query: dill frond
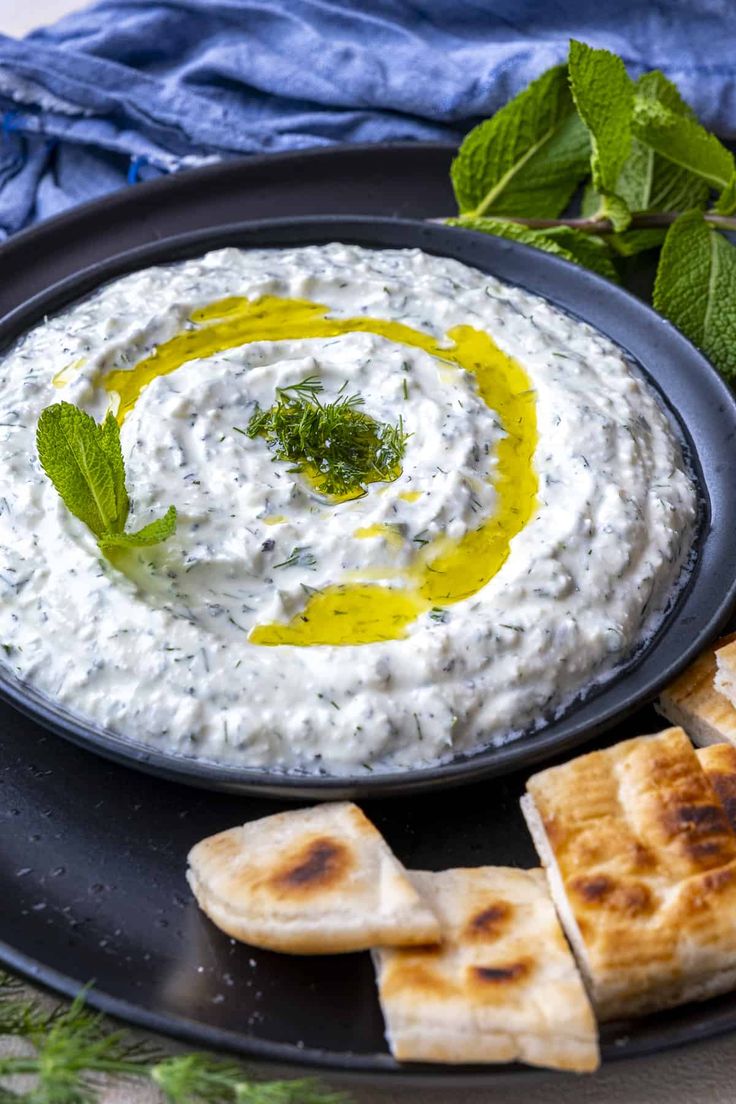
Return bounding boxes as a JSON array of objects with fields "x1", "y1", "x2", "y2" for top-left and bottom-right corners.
[
  {"x1": 243, "y1": 378, "x2": 409, "y2": 499},
  {"x1": 0, "y1": 977, "x2": 350, "y2": 1104}
]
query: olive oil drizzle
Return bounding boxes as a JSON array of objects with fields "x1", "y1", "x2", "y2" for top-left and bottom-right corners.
[{"x1": 102, "y1": 295, "x2": 537, "y2": 646}]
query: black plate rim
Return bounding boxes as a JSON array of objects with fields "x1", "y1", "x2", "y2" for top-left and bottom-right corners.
[
  {"x1": 0, "y1": 141, "x2": 458, "y2": 270},
  {"x1": 1, "y1": 213, "x2": 735, "y2": 799}
]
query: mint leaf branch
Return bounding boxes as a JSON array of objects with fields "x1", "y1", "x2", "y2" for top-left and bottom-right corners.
[
  {"x1": 452, "y1": 209, "x2": 736, "y2": 235},
  {"x1": 584, "y1": 71, "x2": 711, "y2": 224},
  {"x1": 654, "y1": 209, "x2": 736, "y2": 382},
  {"x1": 632, "y1": 96, "x2": 736, "y2": 212},
  {"x1": 37, "y1": 402, "x2": 176, "y2": 555},
  {"x1": 446, "y1": 38, "x2": 736, "y2": 382},
  {"x1": 568, "y1": 40, "x2": 634, "y2": 231},
  {"x1": 446, "y1": 216, "x2": 618, "y2": 282},
  {"x1": 451, "y1": 64, "x2": 590, "y2": 219}
]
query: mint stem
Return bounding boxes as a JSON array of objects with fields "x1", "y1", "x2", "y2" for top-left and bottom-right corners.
[{"x1": 453, "y1": 211, "x2": 736, "y2": 234}]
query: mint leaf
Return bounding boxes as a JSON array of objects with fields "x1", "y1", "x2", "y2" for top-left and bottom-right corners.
[
  {"x1": 653, "y1": 209, "x2": 736, "y2": 381},
  {"x1": 37, "y1": 401, "x2": 176, "y2": 554},
  {"x1": 632, "y1": 96, "x2": 736, "y2": 212},
  {"x1": 99, "y1": 506, "x2": 177, "y2": 551},
  {"x1": 568, "y1": 40, "x2": 633, "y2": 231},
  {"x1": 451, "y1": 64, "x2": 590, "y2": 219},
  {"x1": 582, "y1": 71, "x2": 708, "y2": 238},
  {"x1": 609, "y1": 228, "x2": 667, "y2": 256},
  {"x1": 37, "y1": 402, "x2": 119, "y2": 537},
  {"x1": 98, "y1": 411, "x2": 129, "y2": 532},
  {"x1": 447, "y1": 217, "x2": 618, "y2": 282}
]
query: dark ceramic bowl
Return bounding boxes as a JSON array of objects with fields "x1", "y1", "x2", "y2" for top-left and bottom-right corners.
[{"x1": 1, "y1": 215, "x2": 735, "y2": 798}]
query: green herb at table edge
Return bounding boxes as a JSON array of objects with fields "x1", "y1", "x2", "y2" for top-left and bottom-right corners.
[
  {"x1": 0, "y1": 972, "x2": 349, "y2": 1104},
  {"x1": 446, "y1": 38, "x2": 736, "y2": 383}
]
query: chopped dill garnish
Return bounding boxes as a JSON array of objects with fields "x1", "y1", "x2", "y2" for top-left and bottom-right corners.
[
  {"x1": 243, "y1": 376, "x2": 409, "y2": 498},
  {"x1": 273, "y1": 546, "x2": 317, "y2": 570}
]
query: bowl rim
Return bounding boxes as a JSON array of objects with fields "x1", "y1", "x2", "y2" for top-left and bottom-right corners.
[{"x1": 1, "y1": 213, "x2": 735, "y2": 798}]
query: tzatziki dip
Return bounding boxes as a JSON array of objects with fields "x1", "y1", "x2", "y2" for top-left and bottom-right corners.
[{"x1": 0, "y1": 244, "x2": 697, "y2": 774}]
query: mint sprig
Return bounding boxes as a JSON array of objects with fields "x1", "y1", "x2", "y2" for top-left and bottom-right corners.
[
  {"x1": 451, "y1": 64, "x2": 590, "y2": 220},
  {"x1": 37, "y1": 402, "x2": 177, "y2": 555},
  {"x1": 447, "y1": 39, "x2": 736, "y2": 384},
  {"x1": 568, "y1": 40, "x2": 634, "y2": 231},
  {"x1": 446, "y1": 215, "x2": 619, "y2": 282}
]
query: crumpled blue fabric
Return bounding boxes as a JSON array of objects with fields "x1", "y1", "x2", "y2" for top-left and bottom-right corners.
[{"x1": 1, "y1": 0, "x2": 735, "y2": 238}]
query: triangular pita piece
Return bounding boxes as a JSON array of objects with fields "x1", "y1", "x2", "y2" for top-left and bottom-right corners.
[
  {"x1": 658, "y1": 633, "x2": 736, "y2": 746},
  {"x1": 187, "y1": 801, "x2": 441, "y2": 954},
  {"x1": 522, "y1": 727, "x2": 736, "y2": 1021},
  {"x1": 715, "y1": 636, "x2": 736, "y2": 713},
  {"x1": 697, "y1": 743, "x2": 736, "y2": 829},
  {"x1": 373, "y1": 866, "x2": 599, "y2": 1072}
]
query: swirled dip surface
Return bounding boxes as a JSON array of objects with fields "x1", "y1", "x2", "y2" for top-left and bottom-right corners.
[{"x1": 0, "y1": 244, "x2": 697, "y2": 774}]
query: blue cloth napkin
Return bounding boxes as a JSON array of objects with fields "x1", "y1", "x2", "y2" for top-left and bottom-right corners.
[{"x1": 1, "y1": 0, "x2": 736, "y2": 238}]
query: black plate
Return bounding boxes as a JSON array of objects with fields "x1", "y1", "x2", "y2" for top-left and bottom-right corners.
[
  {"x1": 2, "y1": 144, "x2": 736, "y2": 1083},
  {"x1": 0, "y1": 213, "x2": 735, "y2": 798}
]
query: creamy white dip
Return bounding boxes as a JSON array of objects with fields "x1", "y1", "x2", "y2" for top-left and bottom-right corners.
[{"x1": 0, "y1": 244, "x2": 697, "y2": 774}]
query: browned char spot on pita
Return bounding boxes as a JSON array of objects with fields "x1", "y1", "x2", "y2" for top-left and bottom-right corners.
[
  {"x1": 465, "y1": 959, "x2": 534, "y2": 1002},
  {"x1": 268, "y1": 835, "x2": 352, "y2": 894},
  {"x1": 705, "y1": 773, "x2": 736, "y2": 831},
  {"x1": 463, "y1": 901, "x2": 514, "y2": 942},
  {"x1": 472, "y1": 960, "x2": 530, "y2": 984},
  {"x1": 658, "y1": 798, "x2": 736, "y2": 868},
  {"x1": 569, "y1": 873, "x2": 654, "y2": 917}
]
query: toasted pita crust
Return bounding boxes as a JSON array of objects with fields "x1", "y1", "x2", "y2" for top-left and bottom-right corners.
[
  {"x1": 697, "y1": 743, "x2": 736, "y2": 830},
  {"x1": 715, "y1": 637, "x2": 736, "y2": 712},
  {"x1": 187, "y1": 802, "x2": 441, "y2": 954},
  {"x1": 373, "y1": 867, "x2": 599, "y2": 1072},
  {"x1": 658, "y1": 633, "x2": 736, "y2": 746},
  {"x1": 522, "y1": 727, "x2": 736, "y2": 1021}
]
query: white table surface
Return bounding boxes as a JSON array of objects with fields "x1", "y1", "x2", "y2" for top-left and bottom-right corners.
[{"x1": 2, "y1": 0, "x2": 736, "y2": 1099}]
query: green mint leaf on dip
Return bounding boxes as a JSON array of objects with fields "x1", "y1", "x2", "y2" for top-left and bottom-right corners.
[
  {"x1": 36, "y1": 402, "x2": 121, "y2": 536},
  {"x1": 98, "y1": 505, "x2": 177, "y2": 551},
  {"x1": 451, "y1": 64, "x2": 590, "y2": 220},
  {"x1": 568, "y1": 40, "x2": 634, "y2": 231},
  {"x1": 446, "y1": 216, "x2": 619, "y2": 283},
  {"x1": 654, "y1": 209, "x2": 736, "y2": 382},
  {"x1": 37, "y1": 401, "x2": 176, "y2": 554},
  {"x1": 632, "y1": 96, "x2": 736, "y2": 214},
  {"x1": 97, "y1": 409, "x2": 130, "y2": 531},
  {"x1": 243, "y1": 376, "x2": 409, "y2": 499}
]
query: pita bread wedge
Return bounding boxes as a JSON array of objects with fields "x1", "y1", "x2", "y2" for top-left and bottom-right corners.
[
  {"x1": 715, "y1": 637, "x2": 736, "y2": 713},
  {"x1": 187, "y1": 801, "x2": 441, "y2": 954},
  {"x1": 521, "y1": 727, "x2": 736, "y2": 1021},
  {"x1": 658, "y1": 633, "x2": 736, "y2": 746},
  {"x1": 373, "y1": 866, "x2": 599, "y2": 1072},
  {"x1": 697, "y1": 743, "x2": 736, "y2": 830}
]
